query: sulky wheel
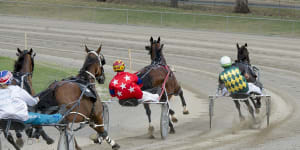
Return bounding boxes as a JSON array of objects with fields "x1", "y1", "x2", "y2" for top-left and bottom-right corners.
[
  {"x1": 160, "y1": 103, "x2": 169, "y2": 139},
  {"x1": 102, "y1": 103, "x2": 110, "y2": 133}
]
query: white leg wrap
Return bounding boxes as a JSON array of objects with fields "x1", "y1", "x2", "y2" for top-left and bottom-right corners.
[{"x1": 105, "y1": 136, "x2": 115, "y2": 146}]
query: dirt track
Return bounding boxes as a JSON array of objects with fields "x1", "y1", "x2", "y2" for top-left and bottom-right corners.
[{"x1": 0, "y1": 15, "x2": 300, "y2": 150}]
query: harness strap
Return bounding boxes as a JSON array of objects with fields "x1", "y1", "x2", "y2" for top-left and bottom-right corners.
[{"x1": 159, "y1": 65, "x2": 171, "y2": 100}]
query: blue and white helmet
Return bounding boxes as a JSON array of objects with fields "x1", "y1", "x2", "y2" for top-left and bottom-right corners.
[{"x1": 0, "y1": 70, "x2": 13, "y2": 85}]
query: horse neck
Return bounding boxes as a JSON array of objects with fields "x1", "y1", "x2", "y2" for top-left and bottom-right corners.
[
  {"x1": 78, "y1": 67, "x2": 96, "y2": 83},
  {"x1": 18, "y1": 55, "x2": 35, "y2": 95},
  {"x1": 20, "y1": 55, "x2": 33, "y2": 74},
  {"x1": 151, "y1": 53, "x2": 167, "y2": 65}
]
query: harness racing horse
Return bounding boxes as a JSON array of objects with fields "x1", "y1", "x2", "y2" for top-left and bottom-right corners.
[
  {"x1": 137, "y1": 37, "x2": 189, "y2": 138},
  {"x1": 8, "y1": 48, "x2": 54, "y2": 150},
  {"x1": 232, "y1": 43, "x2": 262, "y2": 120},
  {"x1": 36, "y1": 44, "x2": 120, "y2": 150}
]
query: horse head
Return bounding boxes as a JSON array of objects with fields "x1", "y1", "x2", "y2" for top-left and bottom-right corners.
[
  {"x1": 236, "y1": 43, "x2": 250, "y2": 64},
  {"x1": 14, "y1": 48, "x2": 35, "y2": 73},
  {"x1": 80, "y1": 44, "x2": 106, "y2": 84},
  {"x1": 13, "y1": 48, "x2": 36, "y2": 95},
  {"x1": 145, "y1": 36, "x2": 165, "y2": 64}
]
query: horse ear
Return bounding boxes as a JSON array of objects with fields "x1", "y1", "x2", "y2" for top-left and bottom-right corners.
[
  {"x1": 158, "y1": 37, "x2": 160, "y2": 43},
  {"x1": 150, "y1": 37, "x2": 153, "y2": 43},
  {"x1": 17, "y1": 48, "x2": 22, "y2": 54},
  {"x1": 145, "y1": 46, "x2": 151, "y2": 51},
  {"x1": 236, "y1": 43, "x2": 240, "y2": 50},
  {"x1": 245, "y1": 43, "x2": 247, "y2": 47},
  {"x1": 160, "y1": 44, "x2": 164, "y2": 49},
  {"x1": 97, "y1": 44, "x2": 102, "y2": 54},
  {"x1": 85, "y1": 45, "x2": 89, "y2": 53},
  {"x1": 29, "y1": 48, "x2": 33, "y2": 53}
]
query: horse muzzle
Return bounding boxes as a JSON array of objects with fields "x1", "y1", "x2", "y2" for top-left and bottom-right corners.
[{"x1": 96, "y1": 75, "x2": 105, "y2": 84}]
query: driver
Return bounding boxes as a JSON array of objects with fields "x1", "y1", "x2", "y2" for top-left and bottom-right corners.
[
  {"x1": 0, "y1": 70, "x2": 62, "y2": 125},
  {"x1": 109, "y1": 60, "x2": 159, "y2": 104},
  {"x1": 218, "y1": 56, "x2": 262, "y2": 96}
]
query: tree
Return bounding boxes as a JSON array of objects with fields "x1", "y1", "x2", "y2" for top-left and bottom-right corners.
[
  {"x1": 234, "y1": 0, "x2": 250, "y2": 13},
  {"x1": 171, "y1": 0, "x2": 178, "y2": 8}
]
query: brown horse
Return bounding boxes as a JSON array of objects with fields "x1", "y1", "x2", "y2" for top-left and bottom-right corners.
[
  {"x1": 11, "y1": 48, "x2": 55, "y2": 148},
  {"x1": 36, "y1": 44, "x2": 119, "y2": 150},
  {"x1": 3, "y1": 48, "x2": 37, "y2": 150},
  {"x1": 12, "y1": 48, "x2": 35, "y2": 95},
  {"x1": 137, "y1": 37, "x2": 189, "y2": 138}
]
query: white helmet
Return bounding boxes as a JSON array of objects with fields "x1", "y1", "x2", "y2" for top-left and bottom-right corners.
[{"x1": 220, "y1": 56, "x2": 232, "y2": 68}]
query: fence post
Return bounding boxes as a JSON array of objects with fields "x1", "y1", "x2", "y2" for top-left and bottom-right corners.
[
  {"x1": 24, "y1": 32, "x2": 27, "y2": 49},
  {"x1": 128, "y1": 48, "x2": 132, "y2": 72},
  {"x1": 160, "y1": 12, "x2": 163, "y2": 25},
  {"x1": 126, "y1": 9, "x2": 129, "y2": 24},
  {"x1": 226, "y1": 16, "x2": 229, "y2": 32},
  {"x1": 292, "y1": 21, "x2": 295, "y2": 35}
]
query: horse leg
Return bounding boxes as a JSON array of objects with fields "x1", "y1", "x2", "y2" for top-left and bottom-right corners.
[
  {"x1": 234, "y1": 100, "x2": 245, "y2": 121},
  {"x1": 168, "y1": 116, "x2": 175, "y2": 134},
  {"x1": 74, "y1": 138, "x2": 82, "y2": 150},
  {"x1": 15, "y1": 130, "x2": 24, "y2": 148},
  {"x1": 35, "y1": 127, "x2": 54, "y2": 144},
  {"x1": 178, "y1": 88, "x2": 189, "y2": 115},
  {"x1": 244, "y1": 100, "x2": 255, "y2": 121},
  {"x1": 92, "y1": 103, "x2": 120, "y2": 150},
  {"x1": 250, "y1": 97, "x2": 260, "y2": 114},
  {"x1": 143, "y1": 103, "x2": 155, "y2": 139},
  {"x1": 6, "y1": 132, "x2": 20, "y2": 150},
  {"x1": 169, "y1": 109, "x2": 178, "y2": 123}
]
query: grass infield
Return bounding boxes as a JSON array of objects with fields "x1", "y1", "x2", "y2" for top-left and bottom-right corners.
[{"x1": 0, "y1": 0, "x2": 299, "y2": 37}]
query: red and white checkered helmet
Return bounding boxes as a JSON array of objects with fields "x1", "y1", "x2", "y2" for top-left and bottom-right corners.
[{"x1": 0, "y1": 70, "x2": 13, "y2": 85}]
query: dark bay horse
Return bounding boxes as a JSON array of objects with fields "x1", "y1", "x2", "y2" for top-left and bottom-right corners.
[
  {"x1": 232, "y1": 43, "x2": 262, "y2": 120},
  {"x1": 137, "y1": 37, "x2": 189, "y2": 138},
  {"x1": 4, "y1": 48, "x2": 38, "y2": 150},
  {"x1": 36, "y1": 44, "x2": 119, "y2": 150}
]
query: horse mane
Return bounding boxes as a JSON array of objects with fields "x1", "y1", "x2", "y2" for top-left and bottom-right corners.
[{"x1": 14, "y1": 51, "x2": 35, "y2": 73}]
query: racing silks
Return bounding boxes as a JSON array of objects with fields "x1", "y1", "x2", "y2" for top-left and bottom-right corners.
[{"x1": 219, "y1": 66, "x2": 249, "y2": 94}]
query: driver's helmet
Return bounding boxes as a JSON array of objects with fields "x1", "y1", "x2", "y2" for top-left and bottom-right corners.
[
  {"x1": 113, "y1": 60, "x2": 125, "y2": 72},
  {"x1": 0, "y1": 70, "x2": 13, "y2": 85},
  {"x1": 220, "y1": 56, "x2": 232, "y2": 68}
]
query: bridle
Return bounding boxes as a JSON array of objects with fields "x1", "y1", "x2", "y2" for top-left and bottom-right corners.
[{"x1": 85, "y1": 51, "x2": 105, "y2": 84}]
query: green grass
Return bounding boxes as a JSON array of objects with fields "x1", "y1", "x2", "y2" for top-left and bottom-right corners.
[
  {"x1": 0, "y1": 56, "x2": 77, "y2": 93},
  {"x1": 0, "y1": 0, "x2": 299, "y2": 37}
]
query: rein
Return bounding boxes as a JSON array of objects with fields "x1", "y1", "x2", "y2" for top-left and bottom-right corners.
[
  {"x1": 13, "y1": 72, "x2": 33, "y2": 94},
  {"x1": 158, "y1": 65, "x2": 170, "y2": 100}
]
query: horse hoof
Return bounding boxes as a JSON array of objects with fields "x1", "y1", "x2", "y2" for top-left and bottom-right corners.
[
  {"x1": 16, "y1": 138, "x2": 24, "y2": 148},
  {"x1": 148, "y1": 125, "x2": 154, "y2": 132},
  {"x1": 149, "y1": 135, "x2": 155, "y2": 139},
  {"x1": 112, "y1": 143, "x2": 120, "y2": 150},
  {"x1": 169, "y1": 129, "x2": 175, "y2": 134},
  {"x1": 46, "y1": 138, "x2": 54, "y2": 145},
  {"x1": 76, "y1": 147, "x2": 82, "y2": 150},
  {"x1": 255, "y1": 108, "x2": 260, "y2": 114},
  {"x1": 183, "y1": 110, "x2": 189, "y2": 115},
  {"x1": 171, "y1": 116, "x2": 178, "y2": 123},
  {"x1": 240, "y1": 116, "x2": 245, "y2": 121},
  {"x1": 89, "y1": 133, "x2": 98, "y2": 141}
]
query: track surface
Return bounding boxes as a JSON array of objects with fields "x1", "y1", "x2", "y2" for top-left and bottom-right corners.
[{"x1": 0, "y1": 15, "x2": 300, "y2": 150}]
